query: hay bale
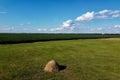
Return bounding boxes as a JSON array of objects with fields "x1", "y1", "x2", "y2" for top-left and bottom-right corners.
[{"x1": 44, "y1": 60, "x2": 59, "y2": 72}]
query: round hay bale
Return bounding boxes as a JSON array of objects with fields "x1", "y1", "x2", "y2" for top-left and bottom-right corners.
[{"x1": 44, "y1": 60, "x2": 59, "y2": 72}]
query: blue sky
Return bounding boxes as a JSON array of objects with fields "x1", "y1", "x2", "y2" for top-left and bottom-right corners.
[{"x1": 0, "y1": 0, "x2": 120, "y2": 33}]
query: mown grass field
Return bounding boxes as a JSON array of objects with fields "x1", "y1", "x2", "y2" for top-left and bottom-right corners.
[{"x1": 0, "y1": 39, "x2": 120, "y2": 80}]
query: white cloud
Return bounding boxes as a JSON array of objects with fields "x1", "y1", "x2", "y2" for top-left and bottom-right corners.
[
  {"x1": 112, "y1": 14, "x2": 120, "y2": 18},
  {"x1": 98, "y1": 10, "x2": 120, "y2": 18},
  {"x1": 96, "y1": 15, "x2": 108, "y2": 19},
  {"x1": 50, "y1": 27, "x2": 64, "y2": 31},
  {"x1": 98, "y1": 10, "x2": 111, "y2": 15},
  {"x1": 76, "y1": 9, "x2": 120, "y2": 22},
  {"x1": 49, "y1": 20, "x2": 75, "y2": 32},
  {"x1": 96, "y1": 27, "x2": 103, "y2": 31},
  {"x1": 38, "y1": 28, "x2": 47, "y2": 32},
  {"x1": 109, "y1": 10, "x2": 120, "y2": 14},
  {"x1": 27, "y1": 22, "x2": 31, "y2": 25},
  {"x1": 49, "y1": 9, "x2": 120, "y2": 32},
  {"x1": 19, "y1": 22, "x2": 31, "y2": 26},
  {"x1": 23, "y1": 28, "x2": 29, "y2": 31},
  {"x1": 76, "y1": 11, "x2": 95, "y2": 21},
  {"x1": 20, "y1": 24, "x2": 24, "y2": 26},
  {"x1": 1, "y1": 27, "x2": 14, "y2": 31},
  {"x1": 70, "y1": 26, "x2": 75, "y2": 30},
  {"x1": 114, "y1": 25, "x2": 120, "y2": 28},
  {"x1": 62, "y1": 20, "x2": 75, "y2": 30},
  {"x1": 37, "y1": 28, "x2": 42, "y2": 31},
  {"x1": 62, "y1": 20, "x2": 73, "y2": 27},
  {"x1": 1, "y1": 9, "x2": 119, "y2": 33}
]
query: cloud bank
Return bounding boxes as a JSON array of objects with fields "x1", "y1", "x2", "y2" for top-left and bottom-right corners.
[
  {"x1": 1, "y1": 9, "x2": 120, "y2": 33},
  {"x1": 76, "y1": 10, "x2": 120, "y2": 21},
  {"x1": 48, "y1": 9, "x2": 120, "y2": 32},
  {"x1": 114, "y1": 25, "x2": 120, "y2": 28}
]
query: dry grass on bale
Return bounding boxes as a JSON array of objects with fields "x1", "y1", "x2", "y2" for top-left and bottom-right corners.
[{"x1": 44, "y1": 60, "x2": 59, "y2": 72}]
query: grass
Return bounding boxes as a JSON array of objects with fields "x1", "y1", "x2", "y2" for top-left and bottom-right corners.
[
  {"x1": 0, "y1": 39, "x2": 120, "y2": 80},
  {"x1": 0, "y1": 33, "x2": 120, "y2": 43}
]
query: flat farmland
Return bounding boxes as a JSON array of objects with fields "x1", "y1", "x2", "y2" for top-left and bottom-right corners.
[{"x1": 0, "y1": 39, "x2": 120, "y2": 80}]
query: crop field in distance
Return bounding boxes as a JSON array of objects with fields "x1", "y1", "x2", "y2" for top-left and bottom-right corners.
[{"x1": 0, "y1": 33, "x2": 120, "y2": 44}]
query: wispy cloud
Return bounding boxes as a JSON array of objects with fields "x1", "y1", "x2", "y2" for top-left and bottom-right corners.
[
  {"x1": 50, "y1": 27, "x2": 63, "y2": 32},
  {"x1": 96, "y1": 27, "x2": 104, "y2": 31},
  {"x1": 0, "y1": 26, "x2": 14, "y2": 31},
  {"x1": 114, "y1": 25, "x2": 120, "y2": 28},
  {"x1": 38, "y1": 28, "x2": 47, "y2": 32},
  {"x1": 19, "y1": 24, "x2": 24, "y2": 26},
  {"x1": 112, "y1": 14, "x2": 120, "y2": 18},
  {"x1": 98, "y1": 10, "x2": 111, "y2": 15},
  {"x1": 0, "y1": 11, "x2": 8, "y2": 14},
  {"x1": 97, "y1": 10, "x2": 120, "y2": 19},
  {"x1": 96, "y1": 15, "x2": 108, "y2": 19},
  {"x1": 19, "y1": 22, "x2": 31, "y2": 26},
  {"x1": 26, "y1": 22, "x2": 31, "y2": 25}
]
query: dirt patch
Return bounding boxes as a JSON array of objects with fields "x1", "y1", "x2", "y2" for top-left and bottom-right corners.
[{"x1": 100, "y1": 38, "x2": 120, "y2": 40}]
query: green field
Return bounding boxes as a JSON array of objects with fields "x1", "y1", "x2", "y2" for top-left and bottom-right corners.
[
  {"x1": 0, "y1": 33, "x2": 120, "y2": 43},
  {"x1": 0, "y1": 39, "x2": 120, "y2": 80}
]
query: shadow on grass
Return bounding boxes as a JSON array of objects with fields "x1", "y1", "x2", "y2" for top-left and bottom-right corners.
[
  {"x1": 59, "y1": 65, "x2": 67, "y2": 71},
  {"x1": 0, "y1": 33, "x2": 120, "y2": 44},
  {"x1": 0, "y1": 38, "x2": 102, "y2": 44}
]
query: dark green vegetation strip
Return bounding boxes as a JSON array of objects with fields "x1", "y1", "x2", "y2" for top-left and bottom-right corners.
[
  {"x1": 0, "y1": 39, "x2": 120, "y2": 80},
  {"x1": 0, "y1": 33, "x2": 120, "y2": 44}
]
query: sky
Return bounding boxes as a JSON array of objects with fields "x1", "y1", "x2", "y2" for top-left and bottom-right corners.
[{"x1": 0, "y1": 0, "x2": 120, "y2": 33}]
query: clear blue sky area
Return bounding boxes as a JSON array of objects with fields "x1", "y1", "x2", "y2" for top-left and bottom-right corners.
[{"x1": 0, "y1": 0, "x2": 120, "y2": 33}]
